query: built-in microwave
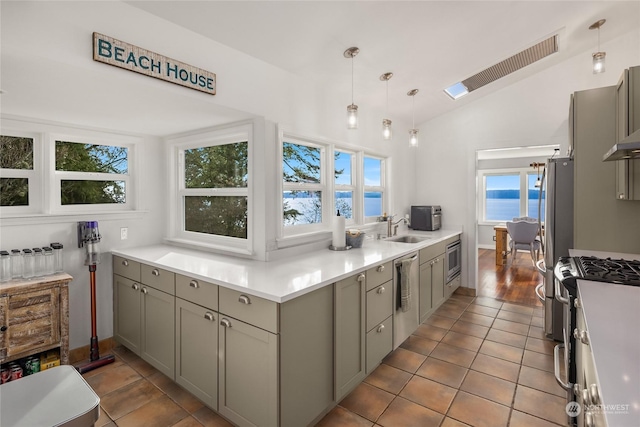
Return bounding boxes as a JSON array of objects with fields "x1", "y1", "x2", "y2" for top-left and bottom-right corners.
[{"x1": 445, "y1": 240, "x2": 462, "y2": 283}]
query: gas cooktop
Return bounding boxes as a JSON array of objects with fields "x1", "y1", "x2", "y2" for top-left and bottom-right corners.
[{"x1": 556, "y1": 256, "x2": 640, "y2": 287}]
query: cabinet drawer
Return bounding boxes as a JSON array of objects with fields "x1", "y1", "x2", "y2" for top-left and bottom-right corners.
[
  {"x1": 366, "y1": 282, "x2": 393, "y2": 332},
  {"x1": 141, "y1": 264, "x2": 175, "y2": 295},
  {"x1": 366, "y1": 261, "x2": 392, "y2": 291},
  {"x1": 219, "y1": 287, "x2": 278, "y2": 334},
  {"x1": 419, "y1": 242, "x2": 446, "y2": 265},
  {"x1": 366, "y1": 316, "x2": 393, "y2": 374},
  {"x1": 113, "y1": 256, "x2": 141, "y2": 282},
  {"x1": 445, "y1": 274, "x2": 462, "y2": 299},
  {"x1": 176, "y1": 274, "x2": 218, "y2": 310}
]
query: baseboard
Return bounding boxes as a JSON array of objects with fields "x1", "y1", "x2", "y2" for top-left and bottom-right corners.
[
  {"x1": 69, "y1": 337, "x2": 116, "y2": 364},
  {"x1": 454, "y1": 286, "x2": 476, "y2": 297}
]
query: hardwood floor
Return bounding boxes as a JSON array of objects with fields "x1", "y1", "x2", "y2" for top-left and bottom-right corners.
[{"x1": 477, "y1": 249, "x2": 544, "y2": 307}]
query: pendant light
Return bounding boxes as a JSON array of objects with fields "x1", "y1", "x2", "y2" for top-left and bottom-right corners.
[
  {"x1": 589, "y1": 19, "x2": 606, "y2": 74},
  {"x1": 344, "y1": 47, "x2": 360, "y2": 129},
  {"x1": 380, "y1": 72, "x2": 393, "y2": 140},
  {"x1": 407, "y1": 89, "x2": 419, "y2": 147}
]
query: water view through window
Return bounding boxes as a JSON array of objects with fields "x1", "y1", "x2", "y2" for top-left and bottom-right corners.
[{"x1": 485, "y1": 173, "x2": 545, "y2": 221}]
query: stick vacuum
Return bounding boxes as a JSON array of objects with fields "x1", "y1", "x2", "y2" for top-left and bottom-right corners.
[{"x1": 76, "y1": 221, "x2": 115, "y2": 374}]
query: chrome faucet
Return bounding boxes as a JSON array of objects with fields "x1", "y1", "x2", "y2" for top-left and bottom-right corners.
[{"x1": 381, "y1": 214, "x2": 408, "y2": 237}]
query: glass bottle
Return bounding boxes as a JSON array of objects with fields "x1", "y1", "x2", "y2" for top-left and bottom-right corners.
[
  {"x1": 10, "y1": 249, "x2": 22, "y2": 279},
  {"x1": 33, "y1": 248, "x2": 44, "y2": 277},
  {"x1": 22, "y1": 249, "x2": 35, "y2": 279},
  {"x1": 43, "y1": 247, "x2": 54, "y2": 275},
  {"x1": 0, "y1": 251, "x2": 11, "y2": 282},
  {"x1": 50, "y1": 243, "x2": 64, "y2": 273}
]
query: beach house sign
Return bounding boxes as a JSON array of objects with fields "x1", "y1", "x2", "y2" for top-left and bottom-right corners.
[{"x1": 92, "y1": 32, "x2": 216, "y2": 95}]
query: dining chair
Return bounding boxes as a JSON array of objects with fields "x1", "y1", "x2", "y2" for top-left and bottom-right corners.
[
  {"x1": 506, "y1": 220, "x2": 541, "y2": 265},
  {"x1": 512, "y1": 216, "x2": 537, "y2": 222}
]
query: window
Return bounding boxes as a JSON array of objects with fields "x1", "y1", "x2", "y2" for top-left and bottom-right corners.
[
  {"x1": 54, "y1": 140, "x2": 129, "y2": 207},
  {"x1": 0, "y1": 133, "x2": 38, "y2": 211},
  {"x1": 334, "y1": 150, "x2": 354, "y2": 220},
  {"x1": 364, "y1": 156, "x2": 385, "y2": 220},
  {"x1": 481, "y1": 169, "x2": 545, "y2": 222},
  {"x1": 282, "y1": 140, "x2": 326, "y2": 228},
  {"x1": 170, "y1": 123, "x2": 252, "y2": 252},
  {"x1": 279, "y1": 129, "x2": 388, "y2": 239},
  {"x1": 182, "y1": 142, "x2": 248, "y2": 238}
]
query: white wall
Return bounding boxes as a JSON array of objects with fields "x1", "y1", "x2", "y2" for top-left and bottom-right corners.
[
  {"x1": 414, "y1": 28, "x2": 640, "y2": 290},
  {"x1": 0, "y1": 1, "x2": 417, "y2": 349}
]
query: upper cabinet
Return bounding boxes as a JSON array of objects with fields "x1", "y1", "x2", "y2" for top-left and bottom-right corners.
[{"x1": 613, "y1": 66, "x2": 640, "y2": 200}]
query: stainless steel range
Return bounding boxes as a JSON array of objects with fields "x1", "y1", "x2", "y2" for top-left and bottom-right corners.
[{"x1": 554, "y1": 255, "x2": 640, "y2": 426}]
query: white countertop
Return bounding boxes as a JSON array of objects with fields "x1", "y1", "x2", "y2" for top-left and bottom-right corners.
[
  {"x1": 578, "y1": 280, "x2": 640, "y2": 427},
  {"x1": 571, "y1": 249, "x2": 640, "y2": 427},
  {"x1": 112, "y1": 229, "x2": 461, "y2": 303}
]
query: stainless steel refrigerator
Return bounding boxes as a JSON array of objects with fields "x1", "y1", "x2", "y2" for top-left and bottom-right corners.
[{"x1": 542, "y1": 157, "x2": 574, "y2": 341}]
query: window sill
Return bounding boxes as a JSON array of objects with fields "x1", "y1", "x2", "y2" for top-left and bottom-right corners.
[
  {"x1": 164, "y1": 237, "x2": 254, "y2": 258},
  {"x1": 0, "y1": 210, "x2": 149, "y2": 226}
]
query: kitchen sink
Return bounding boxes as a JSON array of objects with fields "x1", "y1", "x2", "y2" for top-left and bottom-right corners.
[{"x1": 385, "y1": 235, "x2": 432, "y2": 243}]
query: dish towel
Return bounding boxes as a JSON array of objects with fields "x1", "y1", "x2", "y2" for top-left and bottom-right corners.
[{"x1": 399, "y1": 259, "x2": 413, "y2": 312}]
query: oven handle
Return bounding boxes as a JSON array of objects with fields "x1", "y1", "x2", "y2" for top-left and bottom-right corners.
[
  {"x1": 535, "y1": 283, "x2": 545, "y2": 303},
  {"x1": 553, "y1": 344, "x2": 571, "y2": 391},
  {"x1": 554, "y1": 278, "x2": 570, "y2": 305}
]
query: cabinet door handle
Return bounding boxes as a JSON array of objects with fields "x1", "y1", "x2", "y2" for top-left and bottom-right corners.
[
  {"x1": 220, "y1": 318, "x2": 232, "y2": 328},
  {"x1": 377, "y1": 286, "x2": 385, "y2": 294},
  {"x1": 0, "y1": 325, "x2": 7, "y2": 332},
  {"x1": 357, "y1": 273, "x2": 365, "y2": 282},
  {"x1": 132, "y1": 283, "x2": 139, "y2": 291},
  {"x1": 141, "y1": 287, "x2": 148, "y2": 295},
  {"x1": 377, "y1": 265, "x2": 385, "y2": 273},
  {"x1": 152, "y1": 269, "x2": 160, "y2": 276},
  {"x1": 189, "y1": 280, "x2": 200, "y2": 289},
  {"x1": 376, "y1": 324, "x2": 385, "y2": 333},
  {"x1": 122, "y1": 260, "x2": 129, "y2": 266},
  {"x1": 238, "y1": 295, "x2": 251, "y2": 305},
  {"x1": 204, "y1": 312, "x2": 215, "y2": 321}
]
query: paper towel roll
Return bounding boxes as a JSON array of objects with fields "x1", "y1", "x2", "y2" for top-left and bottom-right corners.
[{"x1": 332, "y1": 215, "x2": 346, "y2": 248}]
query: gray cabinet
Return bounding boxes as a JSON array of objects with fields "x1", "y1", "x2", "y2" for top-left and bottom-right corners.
[
  {"x1": 218, "y1": 315, "x2": 278, "y2": 427},
  {"x1": 113, "y1": 275, "x2": 141, "y2": 354},
  {"x1": 112, "y1": 256, "x2": 175, "y2": 379},
  {"x1": 419, "y1": 243, "x2": 445, "y2": 323},
  {"x1": 445, "y1": 274, "x2": 462, "y2": 299},
  {"x1": 140, "y1": 284, "x2": 175, "y2": 378},
  {"x1": 335, "y1": 272, "x2": 366, "y2": 401},
  {"x1": 365, "y1": 281, "x2": 393, "y2": 373},
  {"x1": 615, "y1": 66, "x2": 640, "y2": 200},
  {"x1": 175, "y1": 298, "x2": 218, "y2": 409}
]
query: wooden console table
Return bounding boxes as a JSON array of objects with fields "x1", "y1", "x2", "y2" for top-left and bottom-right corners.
[
  {"x1": 0, "y1": 273, "x2": 72, "y2": 365},
  {"x1": 494, "y1": 224, "x2": 509, "y2": 266}
]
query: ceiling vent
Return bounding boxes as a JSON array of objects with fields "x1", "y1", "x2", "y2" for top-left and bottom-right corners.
[{"x1": 461, "y1": 35, "x2": 558, "y2": 93}]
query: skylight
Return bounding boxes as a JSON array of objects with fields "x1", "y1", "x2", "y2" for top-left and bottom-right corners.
[{"x1": 444, "y1": 82, "x2": 469, "y2": 100}]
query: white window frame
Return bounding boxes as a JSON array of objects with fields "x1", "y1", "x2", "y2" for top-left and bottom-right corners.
[
  {"x1": 167, "y1": 122, "x2": 253, "y2": 255},
  {"x1": 280, "y1": 134, "x2": 329, "y2": 237},
  {"x1": 49, "y1": 133, "x2": 136, "y2": 214},
  {"x1": 479, "y1": 168, "x2": 544, "y2": 224},
  {"x1": 278, "y1": 127, "x2": 389, "y2": 242},
  {"x1": 333, "y1": 148, "x2": 357, "y2": 225},
  {"x1": 363, "y1": 154, "x2": 387, "y2": 224},
  {"x1": 0, "y1": 130, "x2": 42, "y2": 216}
]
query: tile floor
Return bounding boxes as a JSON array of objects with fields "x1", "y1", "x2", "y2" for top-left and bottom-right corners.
[
  {"x1": 80, "y1": 293, "x2": 567, "y2": 427},
  {"x1": 316, "y1": 294, "x2": 568, "y2": 427}
]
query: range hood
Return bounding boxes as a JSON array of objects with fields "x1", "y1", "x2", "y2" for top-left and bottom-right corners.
[{"x1": 603, "y1": 129, "x2": 640, "y2": 161}]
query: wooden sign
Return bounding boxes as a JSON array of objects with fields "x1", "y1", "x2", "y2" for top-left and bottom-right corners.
[{"x1": 92, "y1": 32, "x2": 216, "y2": 95}]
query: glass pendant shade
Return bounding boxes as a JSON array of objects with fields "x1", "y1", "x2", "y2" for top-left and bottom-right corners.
[
  {"x1": 347, "y1": 104, "x2": 358, "y2": 129},
  {"x1": 592, "y1": 52, "x2": 606, "y2": 74},
  {"x1": 382, "y1": 119, "x2": 392, "y2": 140},
  {"x1": 409, "y1": 129, "x2": 419, "y2": 147}
]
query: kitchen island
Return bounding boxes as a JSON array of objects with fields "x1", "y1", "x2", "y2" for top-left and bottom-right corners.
[{"x1": 111, "y1": 229, "x2": 462, "y2": 427}]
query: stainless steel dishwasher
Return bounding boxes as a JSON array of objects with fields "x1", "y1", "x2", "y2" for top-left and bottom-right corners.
[{"x1": 393, "y1": 252, "x2": 420, "y2": 349}]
